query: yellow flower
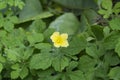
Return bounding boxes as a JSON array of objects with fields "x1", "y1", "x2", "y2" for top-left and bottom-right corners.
[{"x1": 50, "y1": 32, "x2": 69, "y2": 48}]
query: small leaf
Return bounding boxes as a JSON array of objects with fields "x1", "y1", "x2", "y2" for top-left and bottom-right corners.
[
  {"x1": 104, "y1": 52, "x2": 120, "y2": 66},
  {"x1": 35, "y1": 43, "x2": 51, "y2": 52},
  {"x1": 86, "y1": 37, "x2": 95, "y2": 42},
  {"x1": 30, "y1": 53, "x2": 52, "y2": 70},
  {"x1": 86, "y1": 44, "x2": 99, "y2": 58},
  {"x1": 101, "y1": 0, "x2": 112, "y2": 9},
  {"x1": 5, "y1": 49, "x2": 19, "y2": 61},
  {"x1": 8, "y1": 16, "x2": 19, "y2": 24},
  {"x1": 0, "y1": 1, "x2": 7, "y2": 10},
  {"x1": 23, "y1": 48, "x2": 34, "y2": 60},
  {"x1": 62, "y1": 34, "x2": 87, "y2": 55},
  {"x1": 0, "y1": 14, "x2": 4, "y2": 28},
  {"x1": 68, "y1": 70, "x2": 85, "y2": 80},
  {"x1": 109, "y1": 18, "x2": 120, "y2": 30},
  {"x1": 0, "y1": 63, "x2": 3, "y2": 73},
  {"x1": 113, "y1": 2, "x2": 120, "y2": 15},
  {"x1": 11, "y1": 70, "x2": 19, "y2": 79},
  {"x1": 20, "y1": 67, "x2": 28, "y2": 79},
  {"x1": 0, "y1": 55, "x2": 6, "y2": 63},
  {"x1": 115, "y1": 40, "x2": 120, "y2": 57},
  {"x1": 103, "y1": 31, "x2": 120, "y2": 50},
  {"x1": 11, "y1": 63, "x2": 20, "y2": 70},
  {"x1": 27, "y1": 32, "x2": 44, "y2": 45},
  {"x1": 98, "y1": 9, "x2": 112, "y2": 18},
  {"x1": 66, "y1": 61, "x2": 78, "y2": 71},
  {"x1": 29, "y1": 19, "x2": 46, "y2": 33},
  {"x1": 3, "y1": 21, "x2": 14, "y2": 32},
  {"x1": 98, "y1": 0, "x2": 112, "y2": 18},
  {"x1": 14, "y1": 0, "x2": 25, "y2": 9},
  {"x1": 78, "y1": 55, "x2": 97, "y2": 72},
  {"x1": 52, "y1": 56, "x2": 69, "y2": 72},
  {"x1": 108, "y1": 67, "x2": 120, "y2": 80},
  {"x1": 103, "y1": 27, "x2": 110, "y2": 37},
  {"x1": 43, "y1": 28, "x2": 55, "y2": 41},
  {"x1": 83, "y1": 9, "x2": 99, "y2": 25},
  {"x1": 91, "y1": 25, "x2": 104, "y2": 40}
]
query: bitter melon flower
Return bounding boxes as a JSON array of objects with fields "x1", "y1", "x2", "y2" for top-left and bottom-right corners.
[{"x1": 50, "y1": 32, "x2": 69, "y2": 48}]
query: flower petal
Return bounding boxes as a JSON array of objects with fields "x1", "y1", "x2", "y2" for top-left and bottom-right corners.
[
  {"x1": 50, "y1": 32, "x2": 60, "y2": 42},
  {"x1": 61, "y1": 40, "x2": 69, "y2": 47},
  {"x1": 54, "y1": 43, "x2": 60, "y2": 48},
  {"x1": 61, "y1": 33, "x2": 68, "y2": 40}
]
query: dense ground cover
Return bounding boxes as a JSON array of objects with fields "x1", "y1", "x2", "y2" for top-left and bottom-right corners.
[{"x1": 0, "y1": 0, "x2": 120, "y2": 80}]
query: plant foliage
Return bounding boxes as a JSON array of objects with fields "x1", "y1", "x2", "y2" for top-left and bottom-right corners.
[{"x1": 0, "y1": 0, "x2": 120, "y2": 80}]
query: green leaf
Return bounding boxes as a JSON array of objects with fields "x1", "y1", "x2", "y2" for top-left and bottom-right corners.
[
  {"x1": 43, "y1": 28, "x2": 55, "y2": 41},
  {"x1": 83, "y1": 9, "x2": 99, "y2": 25},
  {"x1": 37, "y1": 69, "x2": 55, "y2": 78},
  {"x1": 35, "y1": 43, "x2": 51, "y2": 49},
  {"x1": 104, "y1": 52, "x2": 120, "y2": 66},
  {"x1": 0, "y1": 30, "x2": 7, "y2": 37},
  {"x1": 53, "y1": 0, "x2": 97, "y2": 9},
  {"x1": 115, "y1": 40, "x2": 120, "y2": 57},
  {"x1": 78, "y1": 55, "x2": 97, "y2": 72},
  {"x1": 109, "y1": 18, "x2": 120, "y2": 30},
  {"x1": 68, "y1": 70, "x2": 85, "y2": 80},
  {"x1": 5, "y1": 49, "x2": 19, "y2": 61},
  {"x1": 101, "y1": 0, "x2": 112, "y2": 9},
  {"x1": 79, "y1": 14, "x2": 89, "y2": 32},
  {"x1": 19, "y1": 12, "x2": 53, "y2": 23},
  {"x1": 30, "y1": 53, "x2": 52, "y2": 70},
  {"x1": 7, "y1": 0, "x2": 14, "y2": 6},
  {"x1": 86, "y1": 37, "x2": 95, "y2": 42},
  {"x1": 61, "y1": 74, "x2": 71, "y2": 80},
  {"x1": 103, "y1": 31, "x2": 120, "y2": 50},
  {"x1": 86, "y1": 44, "x2": 99, "y2": 58},
  {"x1": 11, "y1": 70, "x2": 19, "y2": 79},
  {"x1": 98, "y1": 9, "x2": 112, "y2": 18},
  {"x1": 49, "y1": 13, "x2": 80, "y2": 35},
  {"x1": 95, "y1": 64, "x2": 108, "y2": 80},
  {"x1": 98, "y1": 0, "x2": 112, "y2": 18},
  {"x1": 0, "y1": 14, "x2": 4, "y2": 28},
  {"x1": 27, "y1": 32, "x2": 44, "y2": 45},
  {"x1": 35, "y1": 43, "x2": 51, "y2": 52},
  {"x1": 0, "y1": 63, "x2": 3, "y2": 73},
  {"x1": 62, "y1": 34, "x2": 87, "y2": 55},
  {"x1": 29, "y1": 19, "x2": 46, "y2": 33},
  {"x1": 37, "y1": 68, "x2": 61, "y2": 80},
  {"x1": 14, "y1": 0, "x2": 25, "y2": 10},
  {"x1": 11, "y1": 63, "x2": 20, "y2": 70},
  {"x1": 91, "y1": 25, "x2": 104, "y2": 40},
  {"x1": 8, "y1": 16, "x2": 19, "y2": 24},
  {"x1": 1, "y1": 28, "x2": 25, "y2": 48},
  {"x1": 84, "y1": 71, "x2": 94, "y2": 80},
  {"x1": 0, "y1": 54, "x2": 6, "y2": 63},
  {"x1": 108, "y1": 67, "x2": 120, "y2": 80},
  {"x1": 113, "y1": 2, "x2": 120, "y2": 15},
  {"x1": 66, "y1": 61, "x2": 78, "y2": 71},
  {"x1": 19, "y1": 0, "x2": 43, "y2": 21},
  {"x1": 0, "y1": 1, "x2": 7, "y2": 10},
  {"x1": 3, "y1": 21, "x2": 14, "y2": 32},
  {"x1": 23, "y1": 48, "x2": 34, "y2": 60},
  {"x1": 52, "y1": 56, "x2": 69, "y2": 72},
  {"x1": 20, "y1": 67, "x2": 28, "y2": 79},
  {"x1": 103, "y1": 27, "x2": 110, "y2": 37}
]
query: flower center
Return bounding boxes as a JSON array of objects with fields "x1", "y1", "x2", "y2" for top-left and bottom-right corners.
[{"x1": 56, "y1": 36, "x2": 63, "y2": 43}]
